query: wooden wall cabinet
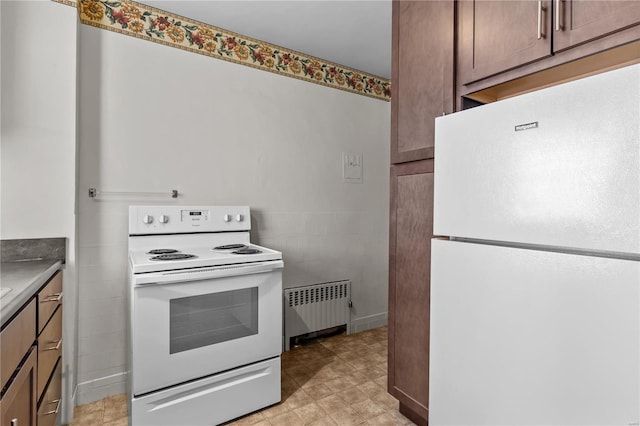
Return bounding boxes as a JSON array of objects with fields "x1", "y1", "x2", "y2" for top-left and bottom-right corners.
[
  {"x1": 458, "y1": 0, "x2": 553, "y2": 84},
  {"x1": 391, "y1": 0, "x2": 454, "y2": 163},
  {"x1": 458, "y1": 0, "x2": 640, "y2": 87},
  {"x1": 554, "y1": 1, "x2": 640, "y2": 52},
  {"x1": 388, "y1": 160, "x2": 434, "y2": 426}
]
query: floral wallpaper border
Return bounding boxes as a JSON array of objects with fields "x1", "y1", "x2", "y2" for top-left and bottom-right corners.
[
  {"x1": 53, "y1": 0, "x2": 78, "y2": 8},
  {"x1": 58, "y1": 0, "x2": 391, "y2": 101}
]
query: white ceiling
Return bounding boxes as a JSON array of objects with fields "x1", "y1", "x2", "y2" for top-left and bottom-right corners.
[{"x1": 141, "y1": 1, "x2": 392, "y2": 79}]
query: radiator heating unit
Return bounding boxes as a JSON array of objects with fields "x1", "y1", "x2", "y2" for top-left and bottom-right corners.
[{"x1": 283, "y1": 280, "x2": 351, "y2": 350}]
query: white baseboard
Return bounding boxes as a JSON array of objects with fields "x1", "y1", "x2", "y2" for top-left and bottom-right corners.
[
  {"x1": 76, "y1": 372, "x2": 127, "y2": 405},
  {"x1": 351, "y1": 312, "x2": 388, "y2": 333}
]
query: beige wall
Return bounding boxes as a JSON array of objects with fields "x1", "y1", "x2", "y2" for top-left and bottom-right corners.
[
  {"x1": 0, "y1": 1, "x2": 78, "y2": 423},
  {"x1": 77, "y1": 23, "x2": 390, "y2": 403}
]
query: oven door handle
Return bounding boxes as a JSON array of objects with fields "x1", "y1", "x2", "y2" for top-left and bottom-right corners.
[{"x1": 133, "y1": 259, "x2": 284, "y2": 285}]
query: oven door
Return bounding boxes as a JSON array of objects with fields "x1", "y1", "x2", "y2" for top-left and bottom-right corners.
[{"x1": 131, "y1": 261, "x2": 283, "y2": 396}]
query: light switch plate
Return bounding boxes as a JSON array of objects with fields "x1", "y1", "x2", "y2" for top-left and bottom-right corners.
[{"x1": 343, "y1": 152, "x2": 363, "y2": 184}]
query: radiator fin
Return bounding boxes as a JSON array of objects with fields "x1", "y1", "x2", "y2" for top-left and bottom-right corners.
[
  {"x1": 287, "y1": 281, "x2": 349, "y2": 307},
  {"x1": 283, "y1": 281, "x2": 351, "y2": 351}
]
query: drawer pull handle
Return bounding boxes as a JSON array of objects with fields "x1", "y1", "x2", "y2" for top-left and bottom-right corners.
[
  {"x1": 44, "y1": 339, "x2": 63, "y2": 351},
  {"x1": 42, "y1": 292, "x2": 62, "y2": 303},
  {"x1": 11, "y1": 419, "x2": 18, "y2": 426},
  {"x1": 44, "y1": 399, "x2": 62, "y2": 415}
]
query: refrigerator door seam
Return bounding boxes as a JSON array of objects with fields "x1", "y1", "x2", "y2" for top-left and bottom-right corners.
[{"x1": 449, "y1": 237, "x2": 640, "y2": 261}]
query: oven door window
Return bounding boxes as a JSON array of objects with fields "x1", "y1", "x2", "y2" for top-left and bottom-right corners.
[{"x1": 169, "y1": 287, "x2": 258, "y2": 354}]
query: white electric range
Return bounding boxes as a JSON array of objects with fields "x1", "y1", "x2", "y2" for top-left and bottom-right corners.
[{"x1": 127, "y1": 205, "x2": 283, "y2": 426}]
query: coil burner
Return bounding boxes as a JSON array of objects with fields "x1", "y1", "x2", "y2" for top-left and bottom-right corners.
[
  {"x1": 150, "y1": 253, "x2": 197, "y2": 261},
  {"x1": 232, "y1": 248, "x2": 262, "y2": 255},
  {"x1": 147, "y1": 249, "x2": 179, "y2": 255},
  {"x1": 213, "y1": 244, "x2": 247, "y2": 250}
]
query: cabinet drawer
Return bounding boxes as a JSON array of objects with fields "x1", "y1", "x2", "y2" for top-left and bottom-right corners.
[
  {"x1": 37, "y1": 307, "x2": 62, "y2": 399},
  {"x1": 38, "y1": 271, "x2": 62, "y2": 334},
  {"x1": 0, "y1": 298, "x2": 36, "y2": 391},
  {"x1": 37, "y1": 359, "x2": 62, "y2": 426}
]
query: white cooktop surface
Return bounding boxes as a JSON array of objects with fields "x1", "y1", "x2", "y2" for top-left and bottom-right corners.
[{"x1": 129, "y1": 243, "x2": 282, "y2": 274}]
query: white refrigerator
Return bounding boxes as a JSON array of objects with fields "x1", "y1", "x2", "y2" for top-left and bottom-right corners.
[{"x1": 430, "y1": 64, "x2": 640, "y2": 425}]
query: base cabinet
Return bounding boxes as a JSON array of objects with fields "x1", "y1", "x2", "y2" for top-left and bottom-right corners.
[
  {"x1": 0, "y1": 270, "x2": 62, "y2": 426},
  {"x1": 388, "y1": 160, "x2": 434, "y2": 426}
]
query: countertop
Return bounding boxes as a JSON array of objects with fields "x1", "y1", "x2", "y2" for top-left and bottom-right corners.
[{"x1": 1, "y1": 259, "x2": 62, "y2": 328}]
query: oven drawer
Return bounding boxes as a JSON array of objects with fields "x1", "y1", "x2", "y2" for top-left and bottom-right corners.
[
  {"x1": 38, "y1": 271, "x2": 62, "y2": 334},
  {"x1": 132, "y1": 357, "x2": 280, "y2": 426},
  {"x1": 38, "y1": 307, "x2": 62, "y2": 399}
]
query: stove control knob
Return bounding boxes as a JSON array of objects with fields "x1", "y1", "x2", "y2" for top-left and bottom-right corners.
[
  {"x1": 236, "y1": 214, "x2": 244, "y2": 222},
  {"x1": 223, "y1": 214, "x2": 232, "y2": 222},
  {"x1": 143, "y1": 215, "x2": 154, "y2": 224},
  {"x1": 159, "y1": 215, "x2": 169, "y2": 224}
]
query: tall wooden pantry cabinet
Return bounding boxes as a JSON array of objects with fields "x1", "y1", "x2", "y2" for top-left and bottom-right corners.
[{"x1": 388, "y1": 1, "x2": 454, "y2": 425}]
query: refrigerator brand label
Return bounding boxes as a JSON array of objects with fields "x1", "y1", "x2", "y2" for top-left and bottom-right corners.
[{"x1": 515, "y1": 121, "x2": 539, "y2": 131}]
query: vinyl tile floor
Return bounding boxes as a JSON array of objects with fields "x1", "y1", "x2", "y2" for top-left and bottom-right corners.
[{"x1": 69, "y1": 326, "x2": 415, "y2": 426}]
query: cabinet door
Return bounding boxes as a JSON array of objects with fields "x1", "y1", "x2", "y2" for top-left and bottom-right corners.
[
  {"x1": 391, "y1": 1, "x2": 454, "y2": 164},
  {"x1": 553, "y1": 0, "x2": 640, "y2": 52},
  {"x1": 1, "y1": 347, "x2": 37, "y2": 426},
  {"x1": 458, "y1": 0, "x2": 553, "y2": 84},
  {"x1": 0, "y1": 299, "x2": 36, "y2": 391},
  {"x1": 388, "y1": 160, "x2": 433, "y2": 425}
]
